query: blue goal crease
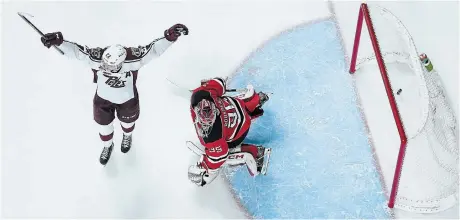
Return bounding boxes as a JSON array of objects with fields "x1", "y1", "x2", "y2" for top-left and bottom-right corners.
[{"x1": 223, "y1": 20, "x2": 390, "y2": 219}]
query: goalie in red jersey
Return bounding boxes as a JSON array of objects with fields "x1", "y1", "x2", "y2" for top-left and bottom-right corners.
[{"x1": 188, "y1": 77, "x2": 272, "y2": 186}]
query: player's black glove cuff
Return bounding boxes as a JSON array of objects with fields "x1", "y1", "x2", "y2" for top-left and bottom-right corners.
[{"x1": 41, "y1": 32, "x2": 64, "y2": 48}]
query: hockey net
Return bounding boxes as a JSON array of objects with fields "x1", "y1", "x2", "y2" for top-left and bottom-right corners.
[{"x1": 349, "y1": 3, "x2": 459, "y2": 213}]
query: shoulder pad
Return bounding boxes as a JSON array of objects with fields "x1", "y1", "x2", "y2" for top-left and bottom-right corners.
[
  {"x1": 125, "y1": 46, "x2": 147, "y2": 61},
  {"x1": 87, "y1": 46, "x2": 105, "y2": 61}
]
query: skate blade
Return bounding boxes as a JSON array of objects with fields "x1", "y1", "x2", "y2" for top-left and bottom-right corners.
[{"x1": 260, "y1": 148, "x2": 272, "y2": 175}]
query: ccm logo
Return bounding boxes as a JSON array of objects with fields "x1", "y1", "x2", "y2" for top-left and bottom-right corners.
[{"x1": 228, "y1": 154, "x2": 244, "y2": 159}]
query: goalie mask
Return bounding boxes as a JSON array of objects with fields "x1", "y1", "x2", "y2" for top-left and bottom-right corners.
[
  {"x1": 100, "y1": 44, "x2": 127, "y2": 73},
  {"x1": 194, "y1": 99, "x2": 219, "y2": 137}
]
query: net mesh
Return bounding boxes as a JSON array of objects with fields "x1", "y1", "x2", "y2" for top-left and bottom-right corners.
[{"x1": 353, "y1": 4, "x2": 459, "y2": 213}]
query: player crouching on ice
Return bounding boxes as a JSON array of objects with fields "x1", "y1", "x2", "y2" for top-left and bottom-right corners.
[
  {"x1": 39, "y1": 24, "x2": 188, "y2": 165},
  {"x1": 188, "y1": 77, "x2": 272, "y2": 186}
]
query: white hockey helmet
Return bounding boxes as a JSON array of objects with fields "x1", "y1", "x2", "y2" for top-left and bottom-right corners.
[{"x1": 101, "y1": 44, "x2": 127, "y2": 73}]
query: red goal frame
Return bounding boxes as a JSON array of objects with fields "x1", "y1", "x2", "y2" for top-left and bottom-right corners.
[{"x1": 348, "y1": 3, "x2": 408, "y2": 209}]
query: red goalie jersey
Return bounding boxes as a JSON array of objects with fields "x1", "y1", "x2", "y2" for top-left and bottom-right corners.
[{"x1": 190, "y1": 78, "x2": 256, "y2": 173}]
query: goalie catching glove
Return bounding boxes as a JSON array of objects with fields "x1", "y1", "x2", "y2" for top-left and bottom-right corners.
[{"x1": 188, "y1": 157, "x2": 219, "y2": 186}]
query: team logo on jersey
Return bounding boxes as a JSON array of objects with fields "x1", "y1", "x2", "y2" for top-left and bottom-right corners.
[
  {"x1": 131, "y1": 46, "x2": 144, "y2": 57},
  {"x1": 89, "y1": 47, "x2": 103, "y2": 59},
  {"x1": 103, "y1": 72, "x2": 131, "y2": 88}
]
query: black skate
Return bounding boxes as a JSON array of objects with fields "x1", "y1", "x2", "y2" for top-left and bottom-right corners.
[
  {"x1": 250, "y1": 92, "x2": 270, "y2": 120},
  {"x1": 121, "y1": 133, "x2": 132, "y2": 153},
  {"x1": 100, "y1": 143, "x2": 114, "y2": 165},
  {"x1": 256, "y1": 146, "x2": 272, "y2": 175},
  {"x1": 258, "y1": 91, "x2": 270, "y2": 107}
]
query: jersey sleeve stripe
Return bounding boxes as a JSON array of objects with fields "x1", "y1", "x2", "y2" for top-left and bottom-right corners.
[
  {"x1": 212, "y1": 77, "x2": 225, "y2": 88},
  {"x1": 203, "y1": 158, "x2": 226, "y2": 171},
  {"x1": 210, "y1": 78, "x2": 225, "y2": 93},
  {"x1": 206, "y1": 150, "x2": 229, "y2": 163}
]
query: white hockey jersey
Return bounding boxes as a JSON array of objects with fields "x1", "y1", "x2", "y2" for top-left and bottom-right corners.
[{"x1": 57, "y1": 37, "x2": 173, "y2": 104}]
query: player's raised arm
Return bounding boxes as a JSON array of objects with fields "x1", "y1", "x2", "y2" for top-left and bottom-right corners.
[
  {"x1": 124, "y1": 24, "x2": 189, "y2": 70},
  {"x1": 39, "y1": 23, "x2": 189, "y2": 71},
  {"x1": 40, "y1": 32, "x2": 104, "y2": 69}
]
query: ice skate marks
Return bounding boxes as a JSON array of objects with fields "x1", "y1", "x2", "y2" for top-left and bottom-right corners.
[{"x1": 224, "y1": 20, "x2": 389, "y2": 218}]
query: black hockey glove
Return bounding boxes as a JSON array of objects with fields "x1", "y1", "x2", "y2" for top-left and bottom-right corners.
[
  {"x1": 41, "y1": 32, "x2": 64, "y2": 48},
  {"x1": 164, "y1": 24, "x2": 189, "y2": 42}
]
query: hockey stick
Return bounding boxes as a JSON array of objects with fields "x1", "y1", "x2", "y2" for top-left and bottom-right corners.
[
  {"x1": 224, "y1": 88, "x2": 245, "y2": 92},
  {"x1": 166, "y1": 78, "x2": 244, "y2": 94},
  {"x1": 18, "y1": 12, "x2": 65, "y2": 55}
]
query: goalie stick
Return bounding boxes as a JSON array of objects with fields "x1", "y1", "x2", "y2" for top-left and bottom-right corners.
[
  {"x1": 185, "y1": 141, "x2": 272, "y2": 175},
  {"x1": 166, "y1": 78, "x2": 245, "y2": 94},
  {"x1": 18, "y1": 12, "x2": 65, "y2": 55}
]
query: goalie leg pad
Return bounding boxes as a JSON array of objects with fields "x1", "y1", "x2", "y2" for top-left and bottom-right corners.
[
  {"x1": 242, "y1": 86, "x2": 261, "y2": 113},
  {"x1": 232, "y1": 84, "x2": 255, "y2": 100},
  {"x1": 226, "y1": 152, "x2": 258, "y2": 176},
  {"x1": 185, "y1": 141, "x2": 263, "y2": 176}
]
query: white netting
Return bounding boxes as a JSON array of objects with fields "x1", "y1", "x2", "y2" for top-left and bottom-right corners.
[{"x1": 353, "y1": 4, "x2": 459, "y2": 213}]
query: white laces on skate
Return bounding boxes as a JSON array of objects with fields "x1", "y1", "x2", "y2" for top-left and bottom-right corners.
[
  {"x1": 101, "y1": 147, "x2": 110, "y2": 159},
  {"x1": 122, "y1": 134, "x2": 132, "y2": 148}
]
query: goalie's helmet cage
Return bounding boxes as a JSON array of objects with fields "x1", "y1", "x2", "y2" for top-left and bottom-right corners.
[
  {"x1": 101, "y1": 44, "x2": 127, "y2": 73},
  {"x1": 194, "y1": 99, "x2": 219, "y2": 138}
]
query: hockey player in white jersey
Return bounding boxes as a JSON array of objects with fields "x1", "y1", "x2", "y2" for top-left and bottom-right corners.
[{"x1": 40, "y1": 24, "x2": 188, "y2": 165}]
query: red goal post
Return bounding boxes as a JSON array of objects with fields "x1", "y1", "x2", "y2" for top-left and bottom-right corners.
[
  {"x1": 348, "y1": 3, "x2": 458, "y2": 213},
  {"x1": 349, "y1": 2, "x2": 407, "y2": 210}
]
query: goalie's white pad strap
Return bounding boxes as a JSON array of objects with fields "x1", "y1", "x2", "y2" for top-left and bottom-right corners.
[{"x1": 226, "y1": 152, "x2": 258, "y2": 176}]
